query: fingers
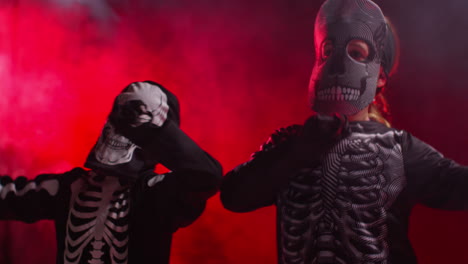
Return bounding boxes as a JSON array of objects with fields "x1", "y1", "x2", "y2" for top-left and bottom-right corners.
[
  {"x1": 151, "y1": 97, "x2": 169, "y2": 127},
  {"x1": 115, "y1": 82, "x2": 169, "y2": 128}
]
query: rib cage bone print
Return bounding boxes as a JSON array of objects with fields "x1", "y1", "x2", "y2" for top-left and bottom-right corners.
[{"x1": 278, "y1": 130, "x2": 405, "y2": 264}]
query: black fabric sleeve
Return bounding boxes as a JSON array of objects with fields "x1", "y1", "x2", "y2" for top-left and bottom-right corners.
[
  {"x1": 221, "y1": 115, "x2": 348, "y2": 213},
  {"x1": 131, "y1": 121, "x2": 222, "y2": 228},
  {"x1": 146, "y1": 121, "x2": 222, "y2": 176},
  {"x1": 403, "y1": 132, "x2": 468, "y2": 210},
  {"x1": 0, "y1": 168, "x2": 79, "y2": 223},
  {"x1": 220, "y1": 125, "x2": 304, "y2": 213}
]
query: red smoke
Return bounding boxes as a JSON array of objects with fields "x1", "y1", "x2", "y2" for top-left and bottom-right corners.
[
  {"x1": 0, "y1": 2, "x2": 311, "y2": 263},
  {"x1": 2, "y1": 0, "x2": 468, "y2": 264}
]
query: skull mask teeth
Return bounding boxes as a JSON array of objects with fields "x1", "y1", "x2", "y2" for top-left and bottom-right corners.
[
  {"x1": 316, "y1": 85, "x2": 362, "y2": 102},
  {"x1": 94, "y1": 122, "x2": 138, "y2": 165},
  {"x1": 103, "y1": 129, "x2": 133, "y2": 151}
]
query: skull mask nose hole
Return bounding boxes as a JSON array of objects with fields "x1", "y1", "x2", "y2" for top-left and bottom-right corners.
[{"x1": 328, "y1": 50, "x2": 346, "y2": 77}]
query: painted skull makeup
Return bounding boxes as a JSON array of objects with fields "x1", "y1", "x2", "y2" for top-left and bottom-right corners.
[{"x1": 309, "y1": 0, "x2": 388, "y2": 115}]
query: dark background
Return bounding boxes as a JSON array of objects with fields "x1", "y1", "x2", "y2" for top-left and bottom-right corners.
[{"x1": 0, "y1": 0, "x2": 468, "y2": 263}]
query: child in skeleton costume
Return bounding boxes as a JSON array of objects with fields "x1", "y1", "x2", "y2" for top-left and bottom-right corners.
[
  {"x1": 221, "y1": 0, "x2": 468, "y2": 264},
  {"x1": 0, "y1": 81, "x2": 222, "y2": 264}
]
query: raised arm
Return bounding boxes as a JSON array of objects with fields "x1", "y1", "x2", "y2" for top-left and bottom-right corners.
[
  {"x1": 109, "y1": 81, "x2": 222, "y2": 227},
  {"x1": 220, "y1": 126, "x2": 302, "y2": 212},
  {"x1": 146, "y1": 120, "x2": 222, "y2": 196},
  {"x1": 221, "y1": 115, "x2": 348, "y2": 213}
]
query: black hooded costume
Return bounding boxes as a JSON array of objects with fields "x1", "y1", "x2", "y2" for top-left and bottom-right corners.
[{"x1": 0, "y1": 81, "x2": 222, "y2": 264}]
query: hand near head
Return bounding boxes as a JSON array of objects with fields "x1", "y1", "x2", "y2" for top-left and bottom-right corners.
[{"x1": 111, "y1": 82, "x2": 170, "y2": 128}]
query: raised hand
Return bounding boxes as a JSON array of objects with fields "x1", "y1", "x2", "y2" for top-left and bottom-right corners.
[{"x1": 114, "y1": 82, "x2": 169, "y2": 128}]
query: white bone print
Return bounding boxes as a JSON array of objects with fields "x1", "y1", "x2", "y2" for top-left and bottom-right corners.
[
  {"x1": 278, "y1": 131, "x2": 406, "y2": 264},
  {"x1": 64, "y1": 173, "x2": 129, "y2": 264}
]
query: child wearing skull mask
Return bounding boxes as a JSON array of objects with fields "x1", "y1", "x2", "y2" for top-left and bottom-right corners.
[
  {"x1": 0, "y1": 81, "x2": 222, "y2": 264},
  {"x1": 221, "y1": 0, "x2": 468, "y2": 263}
]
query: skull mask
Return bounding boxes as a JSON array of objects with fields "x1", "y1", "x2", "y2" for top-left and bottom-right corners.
[
  {"x1": 309, "y1": 0, "x2": 388, "y2": 116},
  {"x1": 93, "y1": 121, "x2": 139, "y2": 165},
  {"x1": 85, "y1": 81, "x2": 180, "y2": 178}
]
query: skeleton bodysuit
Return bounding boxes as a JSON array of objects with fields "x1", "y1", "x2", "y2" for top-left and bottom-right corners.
[
  {"x1": 0, "y1": 166, "x2": 219, "y2": 264},
  {"x1": 222, "y1": 120, "x2": 468, "y2": 264},
  {"x1": 0, "y1": 82, "x2": 222, "y2": 264}
]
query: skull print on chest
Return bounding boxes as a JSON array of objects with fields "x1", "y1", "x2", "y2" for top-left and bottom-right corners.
[
  {"x1": 65, "y1": 172, "x2": 130, "y2": 264},
  {"x1": 278, "y1": 130, "x2": 406, "y2": 264}
]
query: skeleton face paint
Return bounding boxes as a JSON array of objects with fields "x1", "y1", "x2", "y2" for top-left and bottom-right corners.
[
  {"x1": 94, "y1": 121, "x2": 139, "y2": 165},
  {"x1": 309, "y1": 0, "x2": 388, "y2": 115}
]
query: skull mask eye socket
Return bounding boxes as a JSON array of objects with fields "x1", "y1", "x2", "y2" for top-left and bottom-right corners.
[
  {"x1": 102, "y1": 126, "x2": 112, "y2": 142},
  {"x1": 321, "y1": 39, "x2": 334, "y2": 61},
  {"x1": 347, "y1": 39, "x2": 370, "y2": 62}
]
